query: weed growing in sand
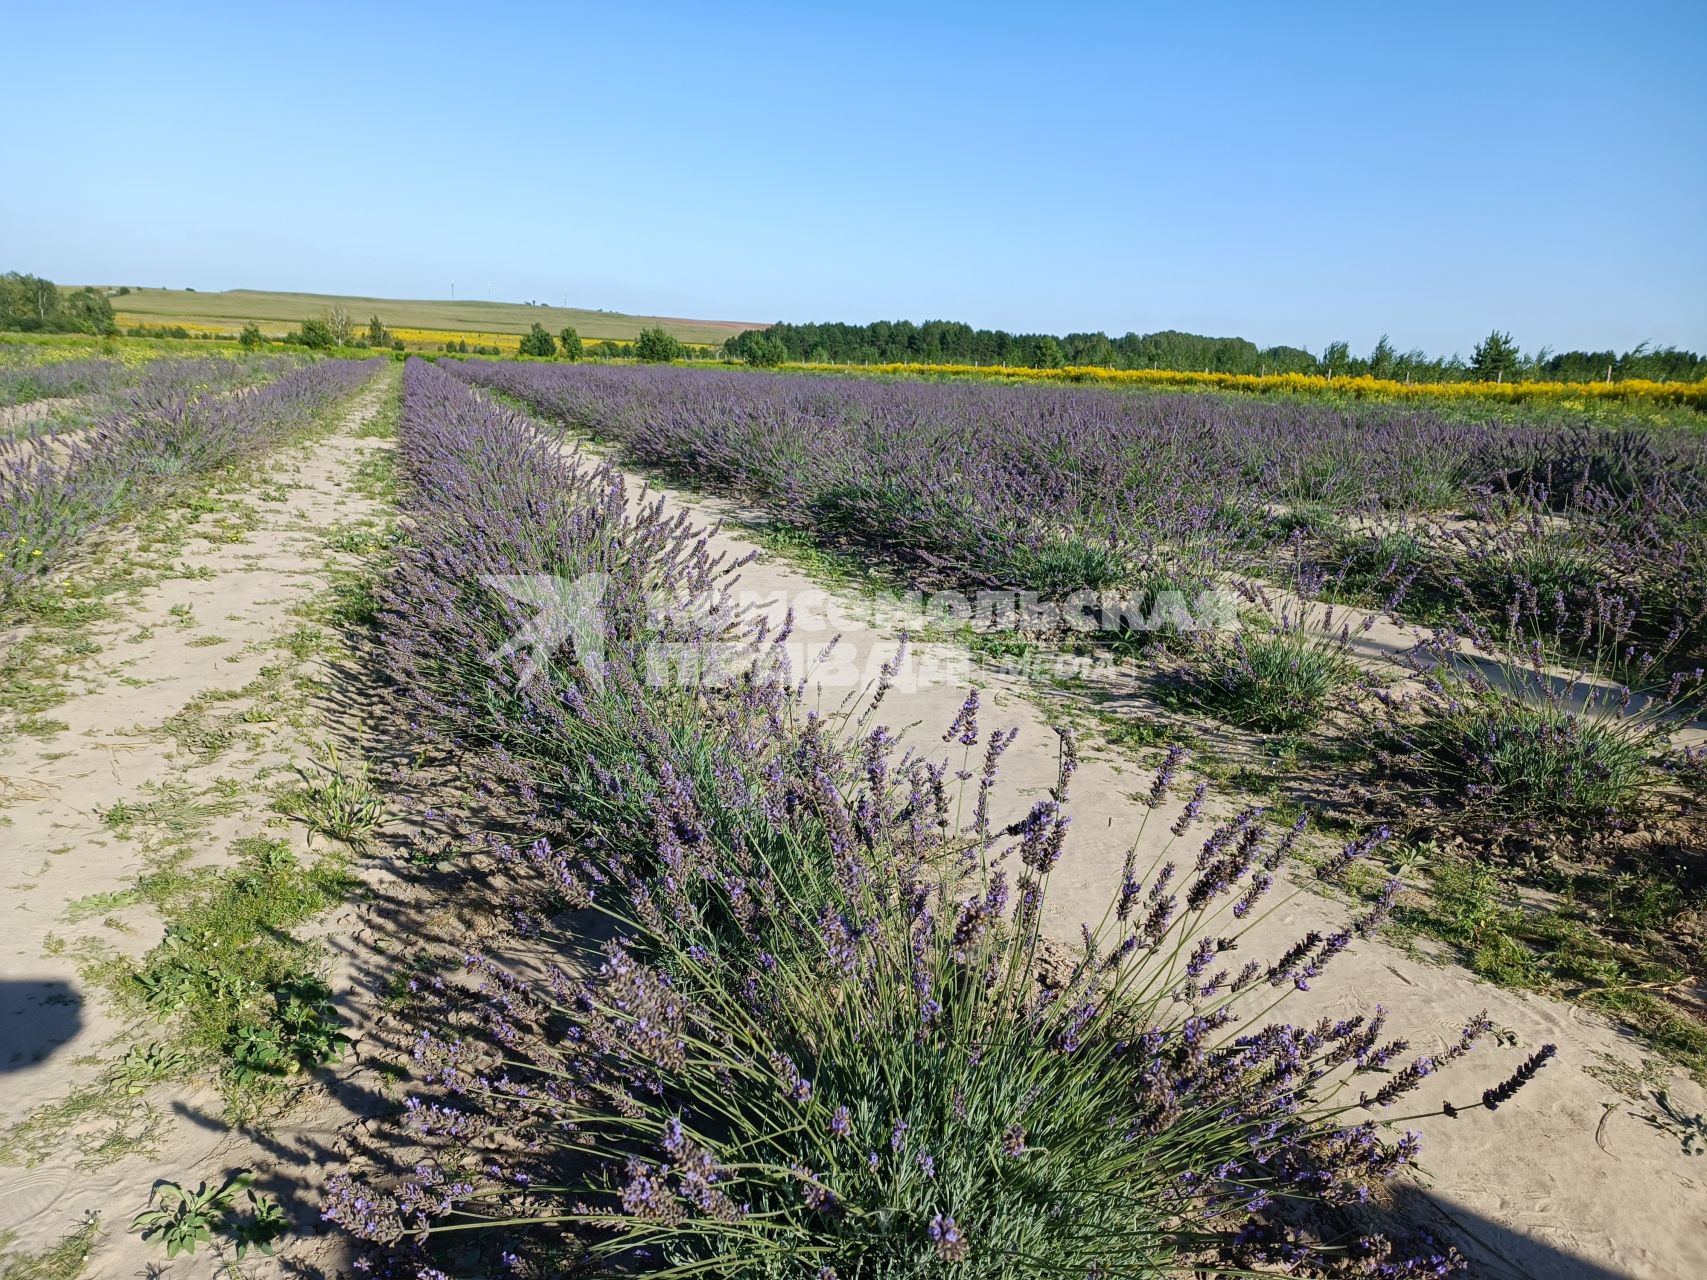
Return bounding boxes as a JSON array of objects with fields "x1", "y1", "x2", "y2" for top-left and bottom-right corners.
[
  {"x1": 0, "y1": 1212, "x2": 101, "y2": 1280},
  {"x1": 131, "y1": 1172, "x2": 285, "y2": 1262},
  {"x1": 78, "y1": 835, "x2": 358, "y2": 1116},
  {"x1": 278, "y1": 743, "x2": 384, "y2": 846}
]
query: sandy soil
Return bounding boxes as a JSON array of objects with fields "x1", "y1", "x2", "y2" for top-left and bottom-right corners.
[
  {"x1": 0, "y1": 369, "x2": 396, "y2": 1278},
  {"x1": 0, "y1": 396, "x2": 87, "y2": 437}
]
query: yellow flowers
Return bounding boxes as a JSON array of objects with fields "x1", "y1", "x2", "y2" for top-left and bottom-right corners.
[
  {"x1": 388, "y1": 326, "x2": 519, "y2": 349},
  {"x1": 792, "y1": 362, "x2": 1707, "y2": 412}
]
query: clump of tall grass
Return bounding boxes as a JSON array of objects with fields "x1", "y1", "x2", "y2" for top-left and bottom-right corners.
[
  {"x1": 1372, "y1": 585, "x2": 1703, "y2": 837},
  {"x1": 1176, "y1": 565, "x2": 1367, "y2": 733},
  {"x1": 280, "y1": 742, "x2": 386, "y2": 846}
]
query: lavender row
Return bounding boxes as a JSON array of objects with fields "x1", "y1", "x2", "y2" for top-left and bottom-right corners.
[
  {"x1": 1, "y1": 357, "x2": 377, "y2": 610},
  {"x1": 0, "y1": 354, "x2": 131, "y2": 407},
  {"x1": 0, "y1": 351, "x2": 303, "y2": 414},
  {"x1": 324, "y1": 360, "x2": 1549, "y2": 1277},
  {"x1": 445, "y1": 360, "x2": 1707, "y2": 657}
]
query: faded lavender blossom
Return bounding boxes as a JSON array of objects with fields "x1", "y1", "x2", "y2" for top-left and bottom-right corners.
[{"x1": 929, "y1": 1213, "x2": 969, "y2": 1262}]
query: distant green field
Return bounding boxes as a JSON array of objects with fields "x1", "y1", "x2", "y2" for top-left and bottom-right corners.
[{"x1": 97, "y1": 286, "x2": 766, "y2": 348}]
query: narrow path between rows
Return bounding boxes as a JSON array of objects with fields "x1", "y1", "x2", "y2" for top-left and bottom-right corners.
[{"x1": 0, "y1": 368, "x2": 399, "y2": 1279}]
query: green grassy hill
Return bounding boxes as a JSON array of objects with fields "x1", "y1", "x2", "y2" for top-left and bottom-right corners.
[{"x1": 97, "y1": 286, "x2": 766, "y2": 347}]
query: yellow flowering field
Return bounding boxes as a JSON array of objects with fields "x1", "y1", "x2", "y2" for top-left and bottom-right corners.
[{"x1": 795, "y1": 361, "x2": 1707, "y2": 411}]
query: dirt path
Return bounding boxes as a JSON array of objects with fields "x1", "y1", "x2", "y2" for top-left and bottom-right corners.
[
  {"x1": 0, "y1": 395, "x2": 87, "y2": 438},
  {"x1": 559, "y1": 446, "x2": 1707, "y2": 1280},
  {"x1": 0, "y1": 367, "x2": 398, "y2": 1278}
]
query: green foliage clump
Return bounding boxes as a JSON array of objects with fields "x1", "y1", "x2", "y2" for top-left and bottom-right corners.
[
  {"x1": 1375, "y1": 598, "x2": 1697, "y2": 835},
  {"x1": 1471, "y1": 329, "x2": 1522, "y2": 380},
  {"x1": 0, "y1": 272, "x2": 117, "y2": 335},
  {"x1": 519, "y1": 322, "x2": 557, "y2": 358},
  {"x1": 743, "y1": 332, "x2": 789, "y2": 367},
  {"x1": 279, "y1": 742, "x2": 385, "y2": 845},
  {"x1": 634, "y1": 325, "x2": 683, "y2": 362},
  {"x1": 558, "y1": 325, "x2": 583, "y2": 360},
  {"x1": 1179, "y1": 617, "x2": 1358, "y2": 733},
  {"x1": 132, "y1": 1173, "x2": 287, "y2": 1262},
  {"x1": 288, "y1": 317, "x2": 335, "y2": 350},
  {"x1": 1401, "y1": 693, "x2": 1656, "y2": 831},
  {"x1": 123, "y1": 836, "x2": 356, "y2": 1108}
]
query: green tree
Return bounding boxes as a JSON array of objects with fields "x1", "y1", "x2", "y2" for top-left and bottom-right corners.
[
  {"x1": 60, "y1": 287, "x2": 116, "y2": 335},
  {"x1": 239, "y1": 322, "x2": 265, "y2": 350},
  {"x1": 366, "y1": 315, "x2": 390, "y2": 346},
  {"x1": 558, "y1": 326, "x2": 583, "y2": 360},
  {"x1": 745, "y1": 334, "x2": 788, "y2": 367},
  {"x1": 1321, "y1": 340, "x2": 1351, "y2": 378},
  {"x1": 1471, "y1": 330, "x2": 1521, "y2": 381},
  {"x1": 293, "y1": 317, "x2": 336, "y2": 350},
  {"x1": 634, "y1": 326, "x2": 682, "y2": 362},
  {"x1": 519, "y1": 322, "x2": 557, "y2": 357},
  {"x1": 0, "y1": 272, "x2": 63, "y2": 330},
  {"x1": 1368, "y1": 334, "x2": 1396, "y2": 379}
]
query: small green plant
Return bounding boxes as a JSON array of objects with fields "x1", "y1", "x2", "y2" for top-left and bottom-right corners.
[
  {"x1": 109, "y1": 835, "x2": 357, "y2": 1108},
  {"x1": 1174, "y1": 579, "x2": 1363, "y2": 733},
  {"x1": 1374, "y1": 589, "x2": 1699, "y2": 835},
  {"x1": 228, "y1": 1189, "x2": 289, "y2": 1259},
  {"x1": 131, "y1": 1175, "x2": 248, "y2": 1259},
  {"x1": 131, "y1": 1173, "x2": 288, "y2": 1264},
  {"x1": 230, "y1": 978, "x2": 348, "y2": 1083},
  {"x1": 280, "y1": 742, "x2": 384, "y2": 845},
  {"x1": 326, "y1": 523, "x2": 387, "y2": 554},
  {"x1": 1178, "y1": 624, "x2": 1357, "y2": 732},
  {"x1": 109, "y1": 1042, "x2": 191, "y2": 1094},
  {"x1": 1404, "y1": 695, "x2": 1655, "y2": 829}
]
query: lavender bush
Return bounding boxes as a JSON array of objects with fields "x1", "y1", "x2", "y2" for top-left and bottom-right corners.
[
  {"x1": 0, "y1": 352, "x2": 300, "y2": 429},
  {"x1": 323, "y1": 363, "x2": 1558, "y2": 1277},
  {"x1": 0, "y1": 358, "x2": 375, "y2": 611}
]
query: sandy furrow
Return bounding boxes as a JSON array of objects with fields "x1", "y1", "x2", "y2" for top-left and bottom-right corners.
[{"x1": 0, "y1": 368, "x2": 396, "y2": 1278}]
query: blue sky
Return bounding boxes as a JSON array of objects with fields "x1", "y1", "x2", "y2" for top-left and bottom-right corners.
[{"x1": 4, "y1": 1, "x2": 1703, "y2": 356}]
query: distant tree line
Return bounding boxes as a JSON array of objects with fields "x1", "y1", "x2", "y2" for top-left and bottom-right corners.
[
  {"x1": 507, "y1": 323, "x2": 710, "y2": 362},
  {"x1": 0, "y1": 272, "x2": 117, "y2": 335},
  {"x1": 722, "y1": 319, "x2": 1706, "y2": 384}
]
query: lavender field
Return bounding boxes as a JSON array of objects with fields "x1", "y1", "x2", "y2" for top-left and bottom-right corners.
[
  {"x1": 5, "y1": 354, "x2": 1706, "y2": 1280},
  {"x1": 292, "y1": 360, "x2": 1701, "y2": 1278},
  {"x1": 440, "y1": 361, "x2": 1707, "y2": 1077},
  {"x1": 448, "y1": 360, "x2": 1707, "y2": 652}
]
